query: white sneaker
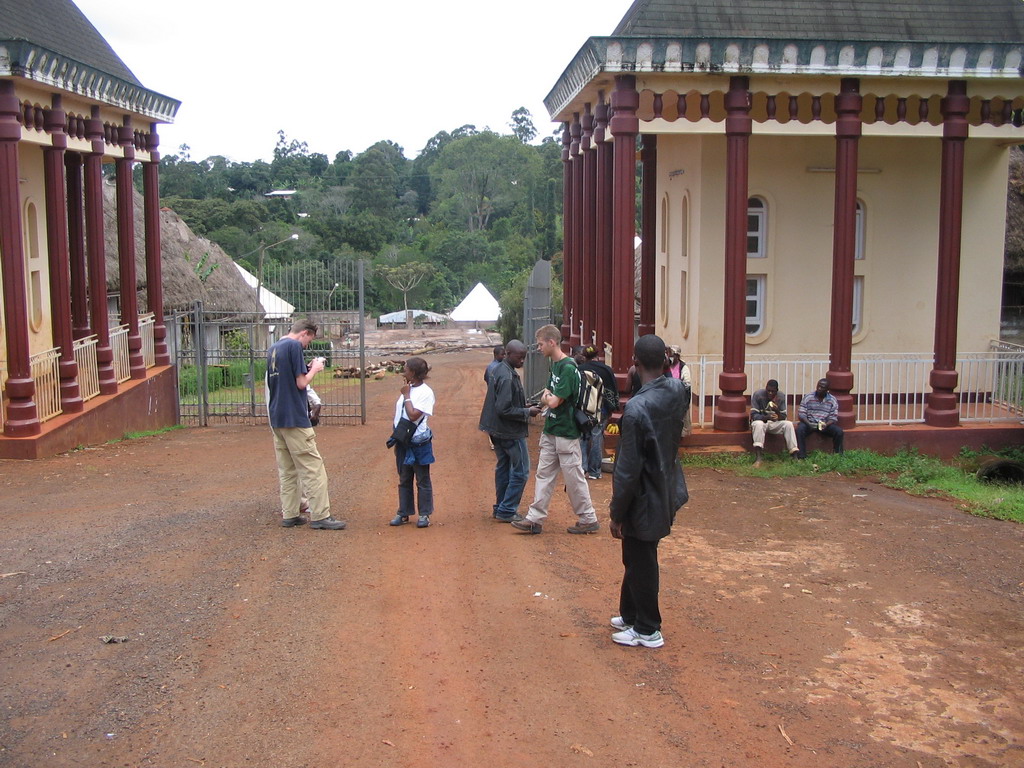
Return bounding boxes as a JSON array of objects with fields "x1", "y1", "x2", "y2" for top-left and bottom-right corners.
[
  {"x1": 612, "y1": 627, "x2": 664, "y2": 648},
  {"x1": 610, "y1": 616, "x2": 631, "y2": 630}
]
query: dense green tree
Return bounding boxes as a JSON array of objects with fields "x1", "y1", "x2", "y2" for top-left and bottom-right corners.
[
  {"x1": 157, "y1": 118, "x2": 564, "y2": 317},
  {"x1": 509, "y1": 107, "x2": 538, "y2": 144},
  {"x1": 430, "y1": 132, "x2": 538, "y2": 233}
]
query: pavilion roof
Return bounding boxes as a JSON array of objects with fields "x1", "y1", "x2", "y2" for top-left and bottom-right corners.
[
  {"x1": 0, "y1": 0, "x2": 179, "y2": 122},
  {"x1": 546, "y1": 0, "x2": 1024, "y2": 120}
]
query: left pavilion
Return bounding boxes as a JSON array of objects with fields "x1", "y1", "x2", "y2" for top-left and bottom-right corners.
[{"x1": 0, "y1": 0, "x2": 180, "y2": 458}]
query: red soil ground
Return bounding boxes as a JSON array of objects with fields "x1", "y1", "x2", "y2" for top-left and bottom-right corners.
[{"x1": 1, "y1": 348, "x2": 1022, "y2": 767}]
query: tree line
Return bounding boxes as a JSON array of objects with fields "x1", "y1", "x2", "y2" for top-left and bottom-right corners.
[{"x1": 156, "y1": 107, "x2": 563, "y2": 338}]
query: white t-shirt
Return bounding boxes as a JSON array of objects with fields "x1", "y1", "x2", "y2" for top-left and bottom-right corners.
[{"x1": 394, "y1": 382, "x2": 435, "y2": 441}]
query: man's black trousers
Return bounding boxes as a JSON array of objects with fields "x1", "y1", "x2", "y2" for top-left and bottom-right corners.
[{"x1": 619, "y1": 535, "x2": 662, "y2": 635}]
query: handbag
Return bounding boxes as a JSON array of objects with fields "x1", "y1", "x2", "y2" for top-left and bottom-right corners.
[{"x1": 386, "y1": 414, "x2": 423, "y2": 448}]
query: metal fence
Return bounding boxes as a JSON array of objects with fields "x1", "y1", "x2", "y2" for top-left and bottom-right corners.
[
  {"x1": 691, "y1": 346, "x2": 1024, "y2": 427},
  {"x1": 171, "y1": 260, "x2": 366, "y2": 427},
  {"x1": 73, "y1": 336, "x2": 100, "y2": 401},
  {"x1": 110, "y1": 325, "x2": 131, "y2": 384}
]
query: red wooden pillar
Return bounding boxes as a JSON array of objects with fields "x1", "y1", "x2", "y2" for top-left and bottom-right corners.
[
  {"x1": 826, "y1": 78, "x2": 862, "y2": 429},
  {"x1": 569, "y1": 115, "x2": 584, "y2": 348},
  {"x1": 595, "y1": 100, "x2": 614, "y2": 354},
  {"x1": 116, "y1": 117, "x2": 145, "y2": 379},
  {"x1": 610, "y1": 75, "x2": 639, "y2": 379},
  {"x1": 43, "y1": 95, "x2": 83, "y2": 413},
  {"x1": 580, "y1": 105, "x2": 596, "y2": 347},
  {"x1": 0, "y1": 80, "x2": 40, "y2": 435},
  {"x1": 714, "y1": 76, "x2": 752, "y2": 431},
  {"x1": 85, "y1": 106, "x2": 117, "y2": 394},
  {"x1": 639, "y1": 134, "x2": 657, "y2": 337},
  {"x1": 925, "y1": 80, "x2": 970, "y2": 427},
  {"x1": 560, "y1": 122, "x2": 573, "y2": 344},
  {"x1": 143, "y1": 127, "x2": 170, "y2": 365},
  {"x1": 65, "y1": 152, "x2": 90, "y2": 340}
]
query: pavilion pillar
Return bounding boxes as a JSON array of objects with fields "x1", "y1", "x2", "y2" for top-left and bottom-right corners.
[
  {"x1": 569, "y1": 114, "x2": 584, "y2": 349},
  {"x1": 639, "y1": 134, "x2": 657, "y2": 337},
  {"x1": 560, "y1": 122, "x2": 573, "y2": 345},
  {"x1": 594, "y1": 99, "x2": 614, "y2": 355},
  {"x1": 65, "y1": 152, "x2": 90, "y2": 340},
  {"x1": 714, "y1": 76, "x2": 752, "y2": 431},
  {"x1": 0, "y1": 80, "x2": 40, "y2": 435},
  {"x1": 580, "y1": 105, "x2": 596, "y2": 347},
  {"x1": 143, "y1": 127, "x2": 170, "y2": 365},
  {"x1": 925, "y1": 80, "x2": 970, "y2": 427},
  {"x1": 43, "y1": 95, "x2": 83, "y2": 413},
  {"x1": 116, "y1": 117, "x2": 145, "y2": 379},
  {"x1": 826, "y1": 78, "x2": 862, "y2": 429},
  {"x1": 85, "y1": 106, "x2": 117, "y2": 394},
  {"x1": 610, "y1": 75, "x2": 639, "y2": 380}
]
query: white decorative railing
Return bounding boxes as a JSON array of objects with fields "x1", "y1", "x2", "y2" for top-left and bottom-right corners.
[
  {"x1": 73, "y1": 335, "x2": 100, "y2": 401},
  {"x1": 110, "y1": 324, "x2": 131, "y2": 384},
  {"x1": 0, "y1": 362, "x2": 6, "y2": 431},
  {"x1": 140, "y1": 314, "x2": 155, "y2": 368},
  {"x1": 691, "y1": 349, "x2": 1024, "y2": 427},
  {"x1": 29, "y1": 347, "x2": 62, "y2": 423}
]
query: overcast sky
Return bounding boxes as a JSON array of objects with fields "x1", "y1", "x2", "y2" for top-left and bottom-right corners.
[{"x1": 71, "y1": 0, "x2": 630, "y2": 163}]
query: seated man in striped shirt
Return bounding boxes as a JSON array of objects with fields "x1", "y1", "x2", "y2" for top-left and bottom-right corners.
[{"x1": 795, "y1": 378, "x2": 844, "y2": 459}]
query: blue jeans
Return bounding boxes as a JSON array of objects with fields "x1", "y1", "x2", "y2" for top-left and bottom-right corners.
[
  {"x1": 492, "y1": 436, "x2": 530, "y2": 518},
  {"x1": 581, "y1": 418, "x2": 606, "y2": 477}
]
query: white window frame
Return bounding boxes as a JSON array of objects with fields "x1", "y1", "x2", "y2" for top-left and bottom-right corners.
[
  {"x1": 747, "y1": 197, "x2": 767, "y2": 259},
  {"x1": 852, "y1": 275, "x2": 864, "y2": 336},
  {"x1": 854, "y1": 201, "x2": 865, "y2": 261},
  {"x1": 745, "y1": 275, "x2": 765, "y2": 336}
]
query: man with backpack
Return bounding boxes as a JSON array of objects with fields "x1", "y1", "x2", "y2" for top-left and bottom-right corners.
[
  {"x1": 511, "y1": 325, "x2": 600, "y2": 535},
  {"x1": 574, "y1": 344, "x2": 619, "y2": 480}
]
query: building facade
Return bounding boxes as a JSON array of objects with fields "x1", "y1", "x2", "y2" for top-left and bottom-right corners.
[
  {"x1": 0, "y1": 0, "x2": 179, "y2": 457},
  {"x1": 546, "y1": 0, "x2": 1024, "y2": 439}
]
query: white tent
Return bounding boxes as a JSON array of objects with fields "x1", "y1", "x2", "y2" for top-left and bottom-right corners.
[
  {"x1": 234, "y1": 263, "x2": 295, "y2": 319},
  {"x1": 378, "y1": 309, "x2": 447, "y2": 325},
  {"x1": 450, "y1": 282, "x2": 500, "y2": 322}
]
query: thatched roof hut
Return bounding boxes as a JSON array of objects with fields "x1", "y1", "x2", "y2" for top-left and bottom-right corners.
[
  {"x1": 102, "y1": 180, "x2": 261, "y2": 315},
  {"x1": 1006, "y1": 147, "x2": 1024, "y2": 272}
]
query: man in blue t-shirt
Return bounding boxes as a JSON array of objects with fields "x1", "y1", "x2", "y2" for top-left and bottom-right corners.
[{"x1": 267, "y1": 319, "x2": 346, "y2": 530}]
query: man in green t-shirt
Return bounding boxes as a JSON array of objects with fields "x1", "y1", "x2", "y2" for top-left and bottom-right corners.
[{"x1": 511, "y1": 325, "x2": 599, "y2": 535}]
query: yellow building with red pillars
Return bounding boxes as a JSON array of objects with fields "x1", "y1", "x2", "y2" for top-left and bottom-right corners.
[
  {"x1": 546, "y1": 0, "x2": 1024, "y2": 455},
  {"x1": 0, "y1": 0, "x2": 179, "y2": 458}
]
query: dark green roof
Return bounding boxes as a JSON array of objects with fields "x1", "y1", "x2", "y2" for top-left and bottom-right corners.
[
  {"x1": 0, "y1": 0, "x2": 140, "y2": 85},
  {"x1": 0, "y1": 0, "x2": 179, "y2": 122},
  {"x1": 612, "y1": 0, "x2": 1024, "y2": 43}
]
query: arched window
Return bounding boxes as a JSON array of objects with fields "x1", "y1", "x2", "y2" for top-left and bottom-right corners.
[{"x1": 747, "y1": 197, "x2": 767, "y2": 258}]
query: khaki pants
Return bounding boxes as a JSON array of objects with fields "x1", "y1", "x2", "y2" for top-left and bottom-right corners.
[
  {"x1": 751, "y1": 419, "x2": 798, "y2": 454},
  {"x1": 525, "y1": 433, "x2": 597, "y2": 525},
  {"x1": 273, "y1": 427, "x2": 330, "y2": 521}
]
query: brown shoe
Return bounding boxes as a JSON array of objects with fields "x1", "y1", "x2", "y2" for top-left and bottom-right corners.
[
  {"x1": 567, "y1": 521, "x2": 599, "y2": 534},
  {"x1": 510, "y1": 518, "x2": 542, "y2": 534}
]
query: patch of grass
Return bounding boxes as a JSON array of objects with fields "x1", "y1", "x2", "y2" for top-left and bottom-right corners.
[
  {"x1": 682, "y1": 447, "x2": 1024, "y2": 523},
  {"x1": 108, "y1": 425, "x2": 185, "y2": 444}
]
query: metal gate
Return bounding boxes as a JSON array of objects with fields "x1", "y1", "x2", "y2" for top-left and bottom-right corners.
[{"x1": 171, "y1": 260, "x2": 366, "y2": 426}]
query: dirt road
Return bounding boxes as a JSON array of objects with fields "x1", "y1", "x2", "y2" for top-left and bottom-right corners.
[{"x1": 1, "y1": 349, "x2": 1022, "y2": 767}]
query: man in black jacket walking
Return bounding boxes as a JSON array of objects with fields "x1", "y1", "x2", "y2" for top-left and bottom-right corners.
[
  {"x1": 479, "y1": 340, "x2": 541, "y2": 521},
  {"x1": 609, "y1": 334, "x2": 689, "y2": 648}
]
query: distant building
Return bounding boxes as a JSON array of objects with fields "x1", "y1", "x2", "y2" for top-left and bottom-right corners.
[{"x1": 0, "y1": 0, "x2": 180, "y2": 457}]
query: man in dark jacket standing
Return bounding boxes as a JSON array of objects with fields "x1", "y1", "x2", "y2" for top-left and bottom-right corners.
[
  {"x1": 609, "y1": 334, "x2": 689, "y2": 648},
  {"x1": 479, "y1": 340, "x2": 541, "y2": 521}
]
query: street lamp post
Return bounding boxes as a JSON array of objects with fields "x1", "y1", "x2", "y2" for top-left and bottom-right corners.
[{"x1": 253, "y1": 233, "x2": 299, "y2": 315}]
